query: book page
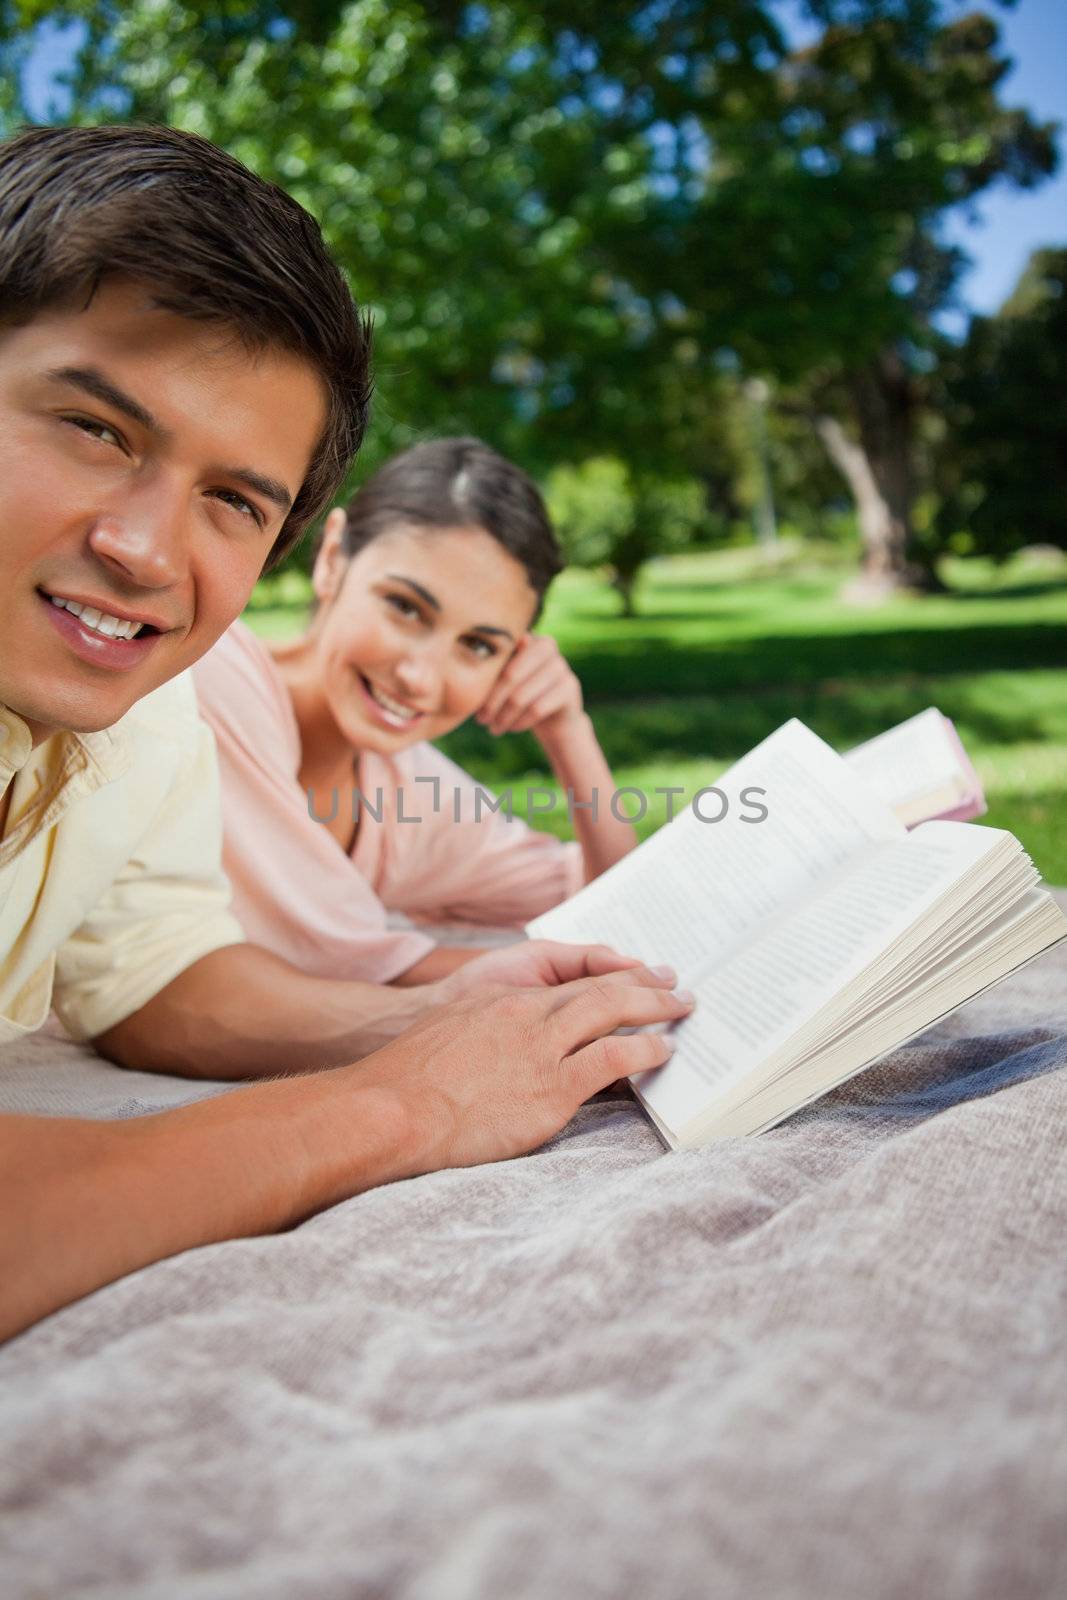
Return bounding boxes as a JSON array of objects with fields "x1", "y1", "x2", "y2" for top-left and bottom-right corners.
[
  {"x1": 631, "y1": 822, "x2": 1006, "y2": 1136},
  {"x1": 528, "y1": 720, "x2": 904, "y2": 980},
  {"x1": 706, "y1": 887, "x2": 1067, "y2": 1142},
  {"x1": 777, "y1": 883, "x2": 1056, "y2": 1093},
  {"x1": 844, "y1": 708, "x2": 984, "y2": 825}
]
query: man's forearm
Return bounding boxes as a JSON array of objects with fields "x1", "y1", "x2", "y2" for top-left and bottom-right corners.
[
  {"x1": 94, "y1": 944, "x2": 441, "y2": 1078},
  {"x1": 0, "y1": 1073, "x2": 414, "y2": 1344}
]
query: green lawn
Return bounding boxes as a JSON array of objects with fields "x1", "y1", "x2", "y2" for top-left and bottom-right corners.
[{"x1": 246, "y1": 544, "x2": 1067, "y2": 883}]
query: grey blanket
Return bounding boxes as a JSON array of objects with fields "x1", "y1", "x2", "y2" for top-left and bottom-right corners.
[{"x1": 2, "y1": 914, "x2": 1066, "y2": 1600}]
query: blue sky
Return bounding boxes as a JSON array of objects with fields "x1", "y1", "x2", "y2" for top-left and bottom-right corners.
[
  {"x1": 771, "y1": 0, "x2": 1065, "y2": 316},
  {"x1": 20, "y1": 1, "x2": 1066, "y2": 317},
  {"x1": 940, "y1": 0, "x2": 1066, "y2": 313}
]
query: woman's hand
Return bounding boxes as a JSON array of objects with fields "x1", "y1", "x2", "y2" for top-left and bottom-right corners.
[{"x1": 476, "y1": 635, "x2": 584, "y2": 744}]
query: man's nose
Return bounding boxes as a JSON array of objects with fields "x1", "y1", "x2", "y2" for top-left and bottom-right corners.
[{"x1": 87, "y1": 497, "x2": 189, "y2": 591}]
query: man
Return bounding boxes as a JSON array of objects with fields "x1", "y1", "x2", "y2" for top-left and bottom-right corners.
[{"x1": 0, "y1": 125, "x2": 689, "y2": 1342}]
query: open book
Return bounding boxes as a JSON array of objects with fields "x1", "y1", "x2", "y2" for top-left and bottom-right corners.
[
  {"x1": 845, "y1": 707, "x2": 986, "y2": 826},
  {"x1": 528, "y1": 719, "x2": 1066, "y2": 1148}
]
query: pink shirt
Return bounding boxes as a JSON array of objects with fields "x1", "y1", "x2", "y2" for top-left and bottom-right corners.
[{"x1": 192, "y1": 621, "x2": 583, "y2": 982}]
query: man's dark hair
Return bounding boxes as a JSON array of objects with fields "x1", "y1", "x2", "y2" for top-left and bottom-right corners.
[
  {"x1": 0, "y1": 122, "x2": 371, "y2": 567},
  {"x1": 337, "y1": 437, "x2": 564, "y2": 619}
]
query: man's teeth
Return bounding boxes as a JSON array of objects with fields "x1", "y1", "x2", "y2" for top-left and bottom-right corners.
[
  {"x1": 366, "y1": 680, "x2": 420, "y2": 722},
  {"x1": 50, "y1": 595, "x2": 144, "y2": 640}
]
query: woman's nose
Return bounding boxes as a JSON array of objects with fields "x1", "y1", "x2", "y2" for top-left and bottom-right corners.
[{"x1": 394, "y1": 651, "x2": 439, "y2": 703}]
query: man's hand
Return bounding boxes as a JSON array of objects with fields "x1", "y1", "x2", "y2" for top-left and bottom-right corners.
[
  {"x1": 436, "y1": 939, "x2": 670, "y2": 1000},
  {"x1": 350, "y1": 966, "x2": 694, "y2": 1175},
  {"x1": 95, "y1": 940, "x2": 673, "y2": 1081}
]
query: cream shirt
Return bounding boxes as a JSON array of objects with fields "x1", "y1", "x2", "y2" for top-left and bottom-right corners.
[{"x1": 0, "y1": 672, "x2": 245, "y2": 1046}]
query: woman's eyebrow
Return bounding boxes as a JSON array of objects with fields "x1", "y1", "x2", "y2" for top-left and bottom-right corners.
[
  {"x1": 468, "y1": 623, "x2": 515, "y2": 640},
  {"x1": 387, "y1": 574, "x2": 440, "y2": 611},
  {"x1": 385, "y1": 574, "x2": 515, "y2": 639}
]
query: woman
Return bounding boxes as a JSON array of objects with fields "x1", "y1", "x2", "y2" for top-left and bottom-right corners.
[{"x1": 193, "y1": 437, "x2": 637, "y2": 984}]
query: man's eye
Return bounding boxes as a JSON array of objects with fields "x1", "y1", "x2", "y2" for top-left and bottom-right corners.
[
  {"x1": 64, "y1": 415, "x2": 125, "y2": 450},
  {"x1": 213, "y1": 489, "x2": 264, "y2": 526}
]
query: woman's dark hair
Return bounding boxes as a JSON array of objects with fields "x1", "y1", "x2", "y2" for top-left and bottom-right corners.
[
  {"x1": 337, "y1": 437, "x2": 564, "y2": 617},
  {"x1": 0, "y1": 122, "x2": 371, "y2": 569}
]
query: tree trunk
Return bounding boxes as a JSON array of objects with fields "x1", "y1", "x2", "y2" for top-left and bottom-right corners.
[
  {"x1": 611, "y1": 568, "x2": 638, "y2": 617},
  {"x1": 816, "y1": 349, "x2": 935, "y2": 600}
]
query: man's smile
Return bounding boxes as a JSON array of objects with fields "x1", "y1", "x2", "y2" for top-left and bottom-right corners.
[
  {"x1": 38, "y1": 587, "x2": 169, "y2": 671},
  {"x1": 42, "y1": 588, "x2": 173, "y2": 639}
]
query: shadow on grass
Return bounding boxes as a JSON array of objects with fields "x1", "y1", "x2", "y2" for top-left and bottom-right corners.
[
  {"x1": 647, "y1": 575, "x2": 842, "y2": 601},
  {"x1": 438, "y1": 677, "x2": 1063, "y2": 782},
  {"x1": 564, "y1": 605, "x2": 766, "y2": 625},
  {"x1": 557, "y1": 620, "x2": 1065, "y2": 700},
  {"x1": 954, "y1": 579, "x2": 1067, "y2": 602},
  {"x1": 562, "y1": 575, "x2": 843, "y2": 625}
]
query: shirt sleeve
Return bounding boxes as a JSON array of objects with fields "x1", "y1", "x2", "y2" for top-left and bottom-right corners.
[
  {"x1": 52, "y1": 686, "x2": 246, "y2": 1042},
  {"x1": 192, "y1": 625, "x2": 435, "y2": 983},
  {"x1": 376, "y1": 744, "x2": 585, "y2": 928}
]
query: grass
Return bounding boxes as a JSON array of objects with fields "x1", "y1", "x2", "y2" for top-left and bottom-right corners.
[{"x1": 245, "y1": 543, "x2": 1067, "y2": 883}]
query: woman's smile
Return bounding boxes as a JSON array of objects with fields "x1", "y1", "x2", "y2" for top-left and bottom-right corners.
[{"x1": 356, "y1": 671, "x2": 430, "y2": 730}]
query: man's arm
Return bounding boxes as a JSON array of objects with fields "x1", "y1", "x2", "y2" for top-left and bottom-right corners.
[
  {"x1": 0, "y1": 1070, "x2": 409, "y2": 1344},
  {"x1": 2, "y1": 970, "x2": 692, "y2": 1343},
  {"x1": 93, "y1": 939, "x2": 659, "y2": 1078},
  {"x1": 94, "y1": 944, "x2": 435, "y2": 1077}
]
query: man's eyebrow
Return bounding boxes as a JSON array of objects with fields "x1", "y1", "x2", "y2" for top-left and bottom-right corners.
[
  {"x1": 225, "y1": 466, "x2": 293, "y2": 516},
  {"x1": 48, "y1": 365, "x2": 164, "y2": 436},
  {"x1": 386, "y1": 574, "x2": 515, "y2": 639},
  {"x1": 48, "y1": 364, "x2": 294, "y2": 516}
]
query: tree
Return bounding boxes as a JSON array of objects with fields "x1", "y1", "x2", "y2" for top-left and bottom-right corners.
[
  {"x1": 935, "y1": 247, "x2": 1067, "y2": 560},
  {"x1": 549, "y1": 2, "x2": 1055, "y2": 591},
  {"x1": 3, "y1": 1, "x2": 1056, "y2": 593},
  {"x1": 771, "y1": 9, "x2": 1057, "y2": 592},
  {"x1": 545, "y1": 458, "x2": 709, "y2": 616}
]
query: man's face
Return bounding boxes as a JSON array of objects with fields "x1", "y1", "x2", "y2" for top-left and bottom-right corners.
[{"x1": 0, "y1": 277, "x2": 327, "y2": 741}]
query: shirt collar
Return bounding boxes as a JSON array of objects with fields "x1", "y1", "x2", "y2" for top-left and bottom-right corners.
[
  {"x1": 0, "y1": 706, "x2": 33, "y2": 780},
  {"x1": 0, "y1": 704, "x2": 133, "y2": 792},
  {"x1": 77, "y1": 719, "x2": 133, "y2": 784}
]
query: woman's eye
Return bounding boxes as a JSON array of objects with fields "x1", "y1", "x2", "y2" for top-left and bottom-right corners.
[
  {"x1": 212, "y1": 488, "x2": 263, "y2": 525},
  {"x1": 385, "y1": 594, "x2": 421, "y2": 620},
  {"x1": 465, "y1": 636, "x2": 497, "y2": 660}
]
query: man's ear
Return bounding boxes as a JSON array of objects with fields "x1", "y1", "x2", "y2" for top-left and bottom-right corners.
[{"x1": 312, "y1": 508, "x2": 349, "y2": 605}]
